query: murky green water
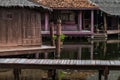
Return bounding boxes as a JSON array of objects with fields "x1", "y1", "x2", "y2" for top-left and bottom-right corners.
[{"x1": 0, "y1": 38, "x2": 120, "y2": 80}]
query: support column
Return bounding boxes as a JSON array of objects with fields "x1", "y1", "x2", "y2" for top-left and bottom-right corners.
[
  {"x1": 99, "y1": 70, "x2": 103, "y2": 80},
  {"x1": 103, "y1": 14, "x2": 107, "y2": 33},
  {"x1": 78, "y1": 46, "x2": 82, "y2": 59},
  {"x1": 78, "y1": 11, "x2": 82, "y2": 31},
  {"x1": 50, "y1": 22, "x2": 55, "y2": 46},
  {"x1": 104, "y1": 67, "x2": 109, "y2": 80},
  {"x1": 44, "y1": 52, "x2": 48, "y2": 59},
  {"x1": 90, "y1": 44, "x2": 94, "y2": 60},
  {"x1": 55, "y1": 19, "x2": 62, "y2": 58},
  {"x1": 35, "y1": 53, "x2": 39, "y2": 59},
  {"x1": 45, "y1": 12, "x2": 49, "y2": 31},
  {"x1": 91, "y1": 10, "x2": 94, "y2": 33}
]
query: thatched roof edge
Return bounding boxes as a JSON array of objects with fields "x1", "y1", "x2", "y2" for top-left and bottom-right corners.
[{"x1": 0, "y1": 0, "x2": 51, "y2": 10}]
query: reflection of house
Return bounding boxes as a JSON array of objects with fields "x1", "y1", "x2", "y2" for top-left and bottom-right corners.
[
  {"x1": 62, "y1": 44, "x2": 94, "y2": 60},
  {"x1": 0, "y1": 0, "x2": 55, "y2": 56},
  {"x1": 36, "y1": 0, "x2": 120, "y2": 37}
]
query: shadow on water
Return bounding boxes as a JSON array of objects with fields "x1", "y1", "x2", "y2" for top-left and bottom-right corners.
[{"x1": 0, "y1": 38, "x2": 120, "y2": 80}]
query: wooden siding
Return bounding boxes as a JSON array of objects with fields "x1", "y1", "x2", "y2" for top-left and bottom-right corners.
[{"x1": 0, "y1": 8, "x2": 42, "y2": 46}]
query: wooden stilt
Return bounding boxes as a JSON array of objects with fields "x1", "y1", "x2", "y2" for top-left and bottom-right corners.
[
  {"x1": 48, "y1": 69, "x2": 56, "y2": 80},
  {"x1": 78, "y1": 46, "x2": 82, "y2": 59},
  {"x1": 55, "y1": 19, "x2": 62, "y2": 58},
  {"x1": 50, "y1": 22, "x2": 55, "y2": 46},
  {"x1": 35, "y1": 53, "x2": 39, "y2": 59},
  {"x1": 90, "y1": 44, "x2": 94, "y2": 60},
  {"x1": 104, "y1": 67, "x2": 109, "y2": 80},
  {"x1": 44, "y1": 52, "x2": 48, "y2": 59},
  {"x1": 103, "y1": 14, "x2": 107, "y2": 33},
  {"x1": 13, "y1": 68, "x2": 21, "y2": 80},
  {"x1": 99, "y1": 70, "x2": 103, "y2": 80},
  {"x1": 118, "y1": 17, "x2": 120, "y2": 38},
  {"x1": 48, "y1": 70, "x2": 53, "y2": 80}
]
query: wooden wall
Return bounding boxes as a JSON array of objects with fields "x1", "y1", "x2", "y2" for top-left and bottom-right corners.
[{"x1": 0, "y1": 8, "x2": 42, "y2": 46}]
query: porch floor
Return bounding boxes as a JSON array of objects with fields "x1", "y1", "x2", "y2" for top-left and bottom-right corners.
[
  {"x1": 107, "y1": 30, "x2": 120, "y2": 34},
  {"x1": 0, "y1": 45, "x2": 55, "y2": 56},
  {"x1": 42, "y1": 30, "x2": 92, "y2": 35}
]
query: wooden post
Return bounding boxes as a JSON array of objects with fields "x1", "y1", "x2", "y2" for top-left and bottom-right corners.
[
  {"x1": 118, "y1": 17, "x2": 120, "y2": 38},
  {"x1": 44, "y1": 52, "x2": 48, "y2": 59},
  {"x1": 104, "y1": 67, "x2": 109, "y2": 80},
  {"x1": 90, "y1": 44, "x2": 94, "y2": 60},
  {"x1": 50, "y1": 22, "x2": 55, "y2": 46},
  {"x1": 78, "y1": 46, "x2": 82, "y2": 59},
  {"x1": 13, "y1": 68, "x2": 21, "y2": 80},
  {"x1": 91, "y1": 10, "x2": 94, "y2": 33},
  {"x1": 99, "y1": 70, "x2": 103, "y2": 80},
  {"x1": 103, "y1": 41, "x2": 107, "y2": 58},
  {"x1": 45, "y1": 13, "x2": 49, "y2": 31},
  {"x1": 103, "y1": 14, "x2": 107, "y2": 33},
  {"x1": 35, "y1": 53, "x2": 39, "y2": 59},
  {"x1": 55, "y1": 19, "x2": 62, "y2": 58},
  {"x1": 78, "y1": 11, "x2": 82, "y2": 31}
]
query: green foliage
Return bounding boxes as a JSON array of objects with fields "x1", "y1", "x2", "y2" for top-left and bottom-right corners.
[{"x1": 53, "y1": 34, "x2": 66, "y2": 42}]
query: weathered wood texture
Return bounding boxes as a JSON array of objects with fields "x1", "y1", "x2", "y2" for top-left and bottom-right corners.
[
  {"x1": 0, "y1": 46, "x2": 55, "y2": 56},
  {"x1": 0, "y1": 59, "x2": 120, "y2": 70},
  {"x1": 0, "y1": 8, "x2": 42, "y2": 46}
]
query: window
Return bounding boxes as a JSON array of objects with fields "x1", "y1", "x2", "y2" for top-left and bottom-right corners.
[
  {"x1": 60, "y1": 11, "x2": 76, "y2": 24},
  {"x1": 3, "y1": 12, "x2": 13, "y2": 20}
]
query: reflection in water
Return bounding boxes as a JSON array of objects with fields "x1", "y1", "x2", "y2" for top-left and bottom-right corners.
[
  {"x1": 0, "y1": 39, "x2": 120, "y2": 80},
  {"x1": 61, "y1": 40, "x2": 120, "y2": 60}
]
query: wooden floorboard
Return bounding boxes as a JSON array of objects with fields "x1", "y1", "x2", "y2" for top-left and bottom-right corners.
[
  {"x1": 0, "y1": 58, "x2": 120, "y2": 70},
  {"x1": 0, "y1": 45, "x2": 55, "y2": 56}
]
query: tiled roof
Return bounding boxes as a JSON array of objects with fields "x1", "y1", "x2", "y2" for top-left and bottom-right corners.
[{"x1": 35, "y1": 0, "x2": 98, "y2": 9}]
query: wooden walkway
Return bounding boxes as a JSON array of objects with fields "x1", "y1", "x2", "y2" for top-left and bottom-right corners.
[
  {"x1": 0, "y1": 58, "x2": 120, "y2": 70},
  {"x1": 0, "y1": 46, "x2": 55, "y2": 56}
]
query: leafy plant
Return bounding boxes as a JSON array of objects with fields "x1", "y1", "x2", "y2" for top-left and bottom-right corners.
[{"x1": 53, "y1": 34, "x2": 66, "y2": 42}]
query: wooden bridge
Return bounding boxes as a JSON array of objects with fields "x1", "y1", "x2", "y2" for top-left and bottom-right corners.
[
  {"x1": 0, "y1": 58, "x2": 120, "y2": 70},
  {"x1": 0, "y1": 58, "x2": 120, "y2": 80}
]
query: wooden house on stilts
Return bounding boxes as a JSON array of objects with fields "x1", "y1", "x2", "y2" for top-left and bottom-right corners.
[
  {"x1": 0, "y1": 0, "x2": 55, "y2": 56},
  {"x1": 36, "y1": 0, "x2": 120, "y2": 38}
]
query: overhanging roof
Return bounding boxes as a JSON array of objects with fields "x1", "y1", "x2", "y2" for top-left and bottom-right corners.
[
  {"x1": 35, "y1": 0, "x2": 97, "y2": 9},
  {"x1": 88, "y1": 0, "x2": 120, "y2": 16},
  {"x1": 0, "y1": 0, "x2": 51, "y2": 10}
]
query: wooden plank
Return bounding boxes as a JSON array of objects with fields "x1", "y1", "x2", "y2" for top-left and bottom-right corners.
[
  {"x1": 0, "y1": 59, "x2": 6, "y2": 63},
  {"x1": 7, "y1": 59, "x2": 18, "y2": 63},
  {"x1": 35, "y1": 59, "x2": 42, "y2": 64},
  {"x1": 30, "y1": 59, "x2": 37, "y2": 64},
  {"x1": 91, "y1": 60, "x2": 96, "y2": 65},
  {"x1": 110, "y1": 60, "x2": 115, "y2": 65},
  {"x1": 81, "y1": 60, "x2": 85, "y2": 65},
  {"x1": 70, "y1": 60, "x2": 74, "y2": 65},
  {"x1": 18, "y1": 59, "x2": 27, "y2": 63},
  {"x1": 78, "y1": 60, "x2": 82, "y2": 65},
  {"x1": 3, "y1": 59, "x2": 11, "y2": 63},
  {"x1": 43, "y1": 59, "x2": 48, "y2": 64},
  {"x1": 85, "y1": 60, "x2": 91, "y2": 65},
  {"x1": 114, "y1": 61, "x2": 120, "y2": 65},
  {"x1": 66, "y1": 60, "x2": 70, "y2": 65},
  {"x1": 1, "y1": 59, "x2": 120, "y2": 70}
]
